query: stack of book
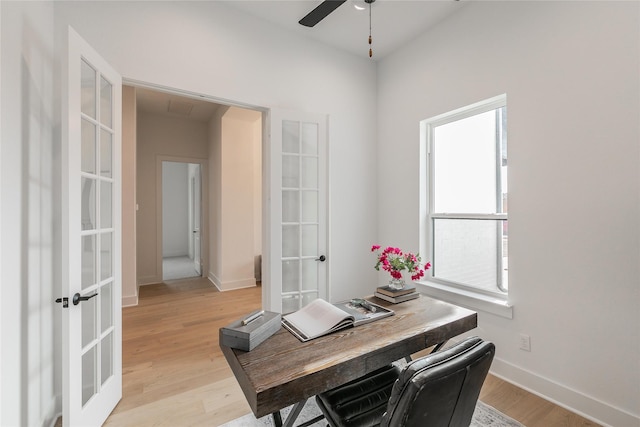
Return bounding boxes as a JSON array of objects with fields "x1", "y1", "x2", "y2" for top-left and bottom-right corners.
[{"x1": 374, "y1": 283, "x2": 419, "y2": 304}]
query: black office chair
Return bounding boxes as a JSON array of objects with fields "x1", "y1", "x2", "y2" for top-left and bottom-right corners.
[{"x1": 315, "y1": 336, "x2": 495, "y2": 427}]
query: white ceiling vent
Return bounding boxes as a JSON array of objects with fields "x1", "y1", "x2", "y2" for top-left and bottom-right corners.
[{"x1": 167, "y1": 99, "x2": 194, "y2": 116}]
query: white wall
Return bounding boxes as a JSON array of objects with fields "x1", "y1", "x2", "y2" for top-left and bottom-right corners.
[
  {"x1": 136, "y1": 111, "x2": 208, "y2": 284},
  {"x1": 377, "y1": 2, "x2": 639, "y2": 426},
  {"x1": 209, "y1": 107, "x2": 262, "y2": 291},
  {"x1": 0, "y1": 2, "x2": 59, "y2": 426},
  {"x1": 53, "y1": 0, "x2": 379, "y2": 302},
  {"x1": 252, "y1": 115, "x2": 262, "y2": 265},
  {"x1": 209, "y1": 106, "x2": 226, "y2": 288},
  {"x1": 162, "y1": 161, "x2": 190, "y2": 257}
]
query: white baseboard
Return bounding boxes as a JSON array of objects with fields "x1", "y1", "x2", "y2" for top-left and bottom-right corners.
[
  {"x1": 491, "y1": 357, "x2": 639, "y2": 427},
  {"x1": 208, "y1": 272, "x2": 222, "y2": 290},
  {"x1": 208, "y1": 272, "x2": 256, "y2": 291},
  {"x1": 122, "y1": 294, "x2": 138, "y2": 307}
]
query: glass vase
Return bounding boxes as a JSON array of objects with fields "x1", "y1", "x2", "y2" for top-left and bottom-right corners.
[{"x1": 388, "y1": 277, "x2": 406, "y2": 290}]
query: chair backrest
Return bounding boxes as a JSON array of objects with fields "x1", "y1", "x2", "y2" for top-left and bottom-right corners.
[{"x1": 381, "y1": 336, "x2": 495, "y2": 427}]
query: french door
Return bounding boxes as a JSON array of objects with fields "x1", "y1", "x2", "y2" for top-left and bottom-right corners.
[
  {"x1": 61, "y1": 27, "x2": 122, "y2": 426},
  {"x1": 266, "y1": 110, "x2": 328, "y2": 313}
]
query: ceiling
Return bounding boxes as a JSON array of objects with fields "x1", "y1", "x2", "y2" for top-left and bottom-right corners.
[
  {"x1": 223, "y1": 0, "x2": 467, "y2": 60},
  {"x1": 136, "y1": 1, "x2": 467, "y2": 119},
  {"x1": 136, "y1": 87, "x2": 222, "y2": 122}
]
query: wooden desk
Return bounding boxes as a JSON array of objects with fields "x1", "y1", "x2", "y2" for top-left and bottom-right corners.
[{"x1": 220, "y1": 295, "x2": 477, "y2": 421}]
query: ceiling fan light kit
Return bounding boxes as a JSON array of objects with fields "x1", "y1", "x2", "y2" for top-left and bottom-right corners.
[
  {"x1": 299, "y1": 0, "x2": 376, "y2": 58},
  {"x1": 353, "y1": 0, "x2": 366, "y2": 11}
]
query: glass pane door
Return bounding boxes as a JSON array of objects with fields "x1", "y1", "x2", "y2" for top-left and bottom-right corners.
[
  {"x1": 64, "y1": 27, "x2": 121, "y2": 427},
  {"x1": 79, "y1": 58, "x2": 116, "y2": 406},
  {"x1": 281, "y1": 120, "x2": 322, "y2": 313}
]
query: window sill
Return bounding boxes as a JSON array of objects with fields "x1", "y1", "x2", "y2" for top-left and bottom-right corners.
[{"x1": 415, "y1": 281, "x2": 513, "y2": 319}]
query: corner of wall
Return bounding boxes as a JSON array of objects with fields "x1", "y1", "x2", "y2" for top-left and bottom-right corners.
[
  {"x1": 208, "y1": 272, "x2": 222, "y2": 291},
  {"x1": 122, "y1": 295, "x2": 138, "y2": 307},
  {"x1": 207, "y1": 272, "x2": 256, "y2": 292}
]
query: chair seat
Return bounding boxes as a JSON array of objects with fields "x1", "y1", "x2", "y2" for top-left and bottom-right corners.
[{"x1": 316, "y1": 365, "x2": 401, "y2": 427}]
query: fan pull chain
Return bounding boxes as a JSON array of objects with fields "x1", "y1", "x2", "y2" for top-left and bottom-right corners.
[{"x1": 368, "y1": 0, "x2": 373, "y2": 58}]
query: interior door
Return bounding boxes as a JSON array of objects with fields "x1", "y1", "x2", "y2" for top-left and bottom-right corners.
[
  {"x1": 61, "y1": 27, "x2": 122, "y2": 426},
  {"x1": 266, "y1": 110, "x2": 328, "y2": 313},
  {"x1": 192, "y1": 165, "x2": 202, "y2": 275}
]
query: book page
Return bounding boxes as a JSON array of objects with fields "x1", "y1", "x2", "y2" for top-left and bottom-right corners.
[
  {"x1": 333, "y1": 300, "x2": 394, "y2": 326},
  {"x1": 282, "y1": 299, "x2": 354, "y2": 340}
]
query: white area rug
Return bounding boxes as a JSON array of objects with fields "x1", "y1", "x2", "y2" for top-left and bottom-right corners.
[{"x1": 220, "y1": 399, "x2": 524, "y2": 427}]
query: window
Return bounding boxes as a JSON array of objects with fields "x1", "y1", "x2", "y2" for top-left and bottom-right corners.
[{"x1": 423, "y1": 95, "x2": 507, "y2": 298}]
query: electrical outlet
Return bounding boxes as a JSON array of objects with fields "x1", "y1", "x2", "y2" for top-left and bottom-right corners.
[{"x1": 519, "y1": 333, "x2": 531, "y2": 352}]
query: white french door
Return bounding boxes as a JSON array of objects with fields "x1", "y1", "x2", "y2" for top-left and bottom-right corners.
[
  {"x1": 266, "y1": 110, "x2": 328, "y2": 313},
  {"x1": 61, "y1": 27, "x2": 122, "y2": 426}
]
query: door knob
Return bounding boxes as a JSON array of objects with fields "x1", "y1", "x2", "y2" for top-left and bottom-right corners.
[
  {"x1": 73, "y1": 292, "x2": 98, "y2": 306},
  {"x1": 315, "y1": 255, "x2": 326, "y2": 262}
]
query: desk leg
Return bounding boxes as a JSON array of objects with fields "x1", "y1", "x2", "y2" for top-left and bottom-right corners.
[
  {"x1": 405, "y1": 340, "x2": 449, "y2": 362},
  {"x1": 282, "y1": 400, "x2": 306, "y2": 427},
  {"x1": 272, "y1": 411, "x2": 283, "y2": 427},
  {"x1": 271, "y1": 399, "x2": 325, "y2": 427},
  {"x1": 431, "y1": 340, "x2": 448, "y2": 353}
]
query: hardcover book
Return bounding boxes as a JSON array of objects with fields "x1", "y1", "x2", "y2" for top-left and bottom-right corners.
[
  {"x1": 374, "y1": 291, "x2": 420, "y2": 304},
  {"x1": 376, "y1": 282, "x2": 417, "y2": 297},
  {"x1": 282, "y1": 298, "x2": 394, "y2": 342}
]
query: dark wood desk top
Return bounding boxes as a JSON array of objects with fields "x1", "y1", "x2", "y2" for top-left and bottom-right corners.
[{"x1": 220, "y1": 294, "x2": 477, "y2": 418}]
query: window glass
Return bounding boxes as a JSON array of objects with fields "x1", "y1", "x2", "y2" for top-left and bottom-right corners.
[
  {"x1": 424, "y1": 96, "x2": 508, "y2": 295},
  {"x1": 434, "y1": 110, "x2": 498, "y2": 214}
]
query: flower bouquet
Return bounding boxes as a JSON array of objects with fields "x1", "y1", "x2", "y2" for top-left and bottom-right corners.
[{"x1": 371, "y1": 245, "x2": 431, "y2": 289}]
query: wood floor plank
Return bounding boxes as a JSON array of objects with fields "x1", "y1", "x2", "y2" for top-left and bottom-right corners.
[{"x1": 103, "y1": 277, "x2": 600, "y2": 426}]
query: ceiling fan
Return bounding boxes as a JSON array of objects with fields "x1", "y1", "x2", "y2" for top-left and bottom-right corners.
[{"x1": 299, "y1": 0, "x2": 375, "y2": 27}]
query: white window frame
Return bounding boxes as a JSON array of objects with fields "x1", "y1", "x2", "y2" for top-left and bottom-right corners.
[{"x1": 419, "y1": 95, "x2": 512, "y2": 318}]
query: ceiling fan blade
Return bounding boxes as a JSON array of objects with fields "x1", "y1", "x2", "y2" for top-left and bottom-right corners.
[{"x1": 299, "y1": 0, "x2": 347, "y2": 27}]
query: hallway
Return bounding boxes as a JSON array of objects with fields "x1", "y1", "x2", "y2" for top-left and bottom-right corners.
[{"x1": 163, "y1": 256, "x2": 200, "y2": 281}]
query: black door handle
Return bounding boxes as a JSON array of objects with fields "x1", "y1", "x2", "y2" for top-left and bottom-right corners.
[
  {"x1": 55, "y1": 297, "x2": 69, "y2": 308},
  {"x1": 315, "y1": 255, "x2": 326, "y2": 262},
  {"x1": 73, "y1": 292, "x2": 98, "y2": 306}
]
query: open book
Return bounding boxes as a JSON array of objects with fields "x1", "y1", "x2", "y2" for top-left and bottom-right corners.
[{"x1": 282, "y1": 298, "x2": 394, "y2": 342}]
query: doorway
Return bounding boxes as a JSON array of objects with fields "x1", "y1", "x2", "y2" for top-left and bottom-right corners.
[
  {"x1": 129, "y1": 84, "x2": 265, "y2": 293},
  {"x1": 161, "y1": 161, "x2": 202, "y2": 281}
]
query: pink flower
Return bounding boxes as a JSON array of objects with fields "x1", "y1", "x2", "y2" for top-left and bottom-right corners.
[
  {"x1": 411, "y1": 269, "x2": 426, "y2": 281},
  {"x1": 371, "y1": 244, "x2": 430, "y2": 282}
]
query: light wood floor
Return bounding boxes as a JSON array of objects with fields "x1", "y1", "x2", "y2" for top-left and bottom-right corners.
[{"x1": 102, "y1": 277, "x2": 600, "y2": 426}]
